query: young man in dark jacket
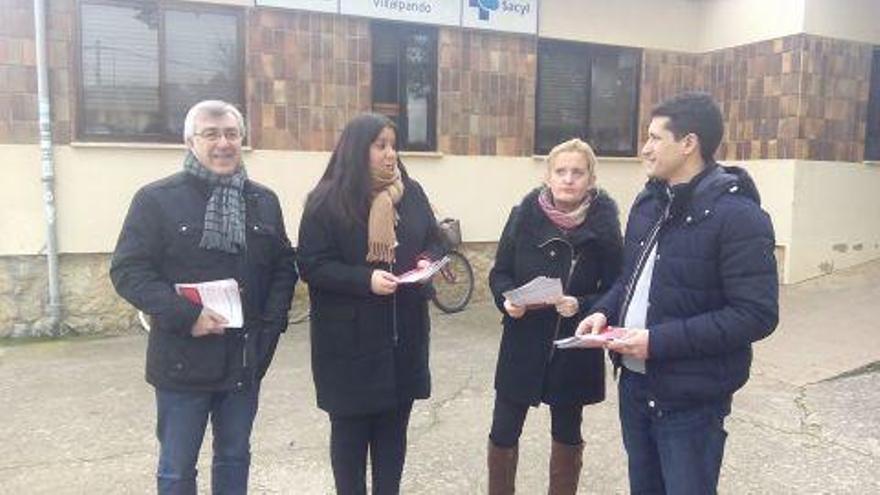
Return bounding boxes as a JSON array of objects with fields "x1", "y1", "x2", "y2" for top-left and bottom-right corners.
[
  {"x1": 576, "y1": 92, "x2": 779, "y2": 494},
  {"x1": 110, "y1": 100, "x2": 297, "y2": 495}
]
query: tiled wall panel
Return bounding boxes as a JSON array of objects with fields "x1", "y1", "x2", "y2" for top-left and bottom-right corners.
[
  {"x1": 437, "y1": 29, "x2": 536, "y2": 156},
  {"x1": 641, "y1": 34, "x2": 872, "y2": 162},
  {"x1": 247, "y1": 10, "x2": 371, "y2": 150}
]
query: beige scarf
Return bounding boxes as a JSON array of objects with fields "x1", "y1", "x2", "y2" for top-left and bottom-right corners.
[{"x1": 366, "y1": 164, "x2": 405, "y2": 264}]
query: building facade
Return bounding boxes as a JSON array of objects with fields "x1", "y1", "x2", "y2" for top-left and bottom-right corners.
[{"x1": 2, "y1": 0, "x2": 879, "y2": 336}]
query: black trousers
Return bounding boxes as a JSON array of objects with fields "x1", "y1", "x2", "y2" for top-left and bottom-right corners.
[
  {"x1": 329, "y1": 401, "x2": 414, "y2": 495},
  {"x1": 489, "y1": 394, "x2": 583, "y2": 448}
]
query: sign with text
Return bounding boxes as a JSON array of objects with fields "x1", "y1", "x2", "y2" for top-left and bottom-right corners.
[
  {"x1": 461, "y1": 0, "x2": 537, "y2": 34},
  {"x1": 255, "y1": 0, "x2": 338, "y2": 13},
  {"x1": 340, "y1": 0, "x2": 461, "y2": 27},
  {"x1": 255, "y1": 0, "x2": 539, "y2": 34}
]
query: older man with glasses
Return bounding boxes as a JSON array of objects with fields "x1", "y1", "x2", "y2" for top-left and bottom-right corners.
[{"x1": 111, "y1": 100, "x2": 298, "y2": 494}]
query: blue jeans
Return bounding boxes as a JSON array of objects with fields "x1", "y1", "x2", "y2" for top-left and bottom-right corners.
[
  {"x1": 155, "y1": 385, "x2": 260, "y2": 495},
  {"x1": 618, "y1": 369, "x2": 730, "y2": 495}
]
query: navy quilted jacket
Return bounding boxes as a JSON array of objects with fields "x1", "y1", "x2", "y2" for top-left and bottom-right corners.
[{"x1": 593, "y1": 163, "x2": 779, "y2": 409}]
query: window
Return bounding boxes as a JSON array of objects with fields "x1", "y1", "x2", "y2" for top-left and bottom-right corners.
[
  {"x1": 865, "y1": 48, "x2": 880, "y2": 161},
  {"x1": 78, "y1": 0, "x2": 243, "y2": 142},
  {"x1": 535, "y1": 40, "x2": 640, "y2": 156},
  {"x1": 371, "y1": 22, "x2": 437, "y2": 151}
]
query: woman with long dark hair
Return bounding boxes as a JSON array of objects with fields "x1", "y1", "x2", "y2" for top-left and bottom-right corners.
[
  {"x1": 297, "y1": 114, "x2": 446, "y2": 494},
  {"x1": 487, "y1": 138, "x2": 623, "y2": 494}
]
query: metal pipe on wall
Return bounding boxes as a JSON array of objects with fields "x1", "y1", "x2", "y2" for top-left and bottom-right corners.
[{"x1": 34, "y1": 0, "x2": 62, "y2": 336}]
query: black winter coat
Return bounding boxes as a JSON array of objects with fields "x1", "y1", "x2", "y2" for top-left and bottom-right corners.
[
  {"x1": 110, "y1": 172, "x2": 298, "y2": 392},
  {"x1": 489, "y1": 188, "x2": 623, "y2": 407},
  {"x1": 593, "y1": 164, "x2": 779, "y2": 410},
  {"x1": 297, "y1": 174, "x2": 446, "y2": 417}
]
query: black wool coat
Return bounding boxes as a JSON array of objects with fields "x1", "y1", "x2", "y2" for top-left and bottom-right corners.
[
  {"x1": 297, "y1": 174, "x2": 446, "y2": 417},
  {"x1": 110, "y1": 172, "x2": 298, "y2": 392},
  {"x1": 489, "y1": 188, "x2": 623, "y2": 407},
  {"x1": 593, "y1": 164, "x2": 779, "y2": 410}
]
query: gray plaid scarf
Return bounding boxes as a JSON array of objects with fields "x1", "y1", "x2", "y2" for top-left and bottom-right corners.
[{"x1": 183, "y1": 151, "x2": 247, "y2": 254}]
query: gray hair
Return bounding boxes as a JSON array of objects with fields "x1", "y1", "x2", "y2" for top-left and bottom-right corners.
[{"x1": 183, "y1": 100, "x2": 246, "y2": 142}]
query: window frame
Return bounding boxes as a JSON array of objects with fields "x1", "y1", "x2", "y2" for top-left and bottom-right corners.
[
  {"x1": 534, "y1": 38, "x2": 641, "y2": 157},
  {"x1": 370, "y1": 21, "x2": 438, "y2": 152},
  {"x1": 865, "y1": 48, "x2": 880, "y2": 161},
  {"x1": 74, "y1": 0, "x2": 246, "y2": 144}
]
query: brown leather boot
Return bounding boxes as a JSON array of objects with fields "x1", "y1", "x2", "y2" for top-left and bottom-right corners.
[
  {"x1": 548, "y1": 441, "x2": 584, "y2": 495},
  {"x1": 487, "y1": 439, "x2": 518, "y2": 495}
]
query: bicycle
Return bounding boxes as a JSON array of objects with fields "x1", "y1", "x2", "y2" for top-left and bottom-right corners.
[
  {"x1": 287, "y1": 218, "x2": 477, "y2": 316},
  {"x1": 138, "y1": 217, "x2": 476, "y2": 327},
  {"x1": 137, "y1": 310, "x2": 151, "y2": 333},
  {"x1": 289, "y1": 293, "x2": 311, "y2": 325},
  {"x1": 430, "y1": 218, "x2": 475, "y2": 314}
]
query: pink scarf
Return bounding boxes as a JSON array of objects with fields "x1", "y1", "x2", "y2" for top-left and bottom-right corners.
[{"x1": 537, "y1": 187, "x2": 594, "y2": 231}]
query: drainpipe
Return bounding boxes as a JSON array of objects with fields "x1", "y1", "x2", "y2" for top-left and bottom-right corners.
[{"x1": 34, "y1": 0, "x2": 62, "y2": 336}]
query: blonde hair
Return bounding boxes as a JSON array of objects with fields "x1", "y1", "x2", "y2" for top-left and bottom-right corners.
[{"x1": 546, "y1": 138, "x2": 599, "y2": 182}]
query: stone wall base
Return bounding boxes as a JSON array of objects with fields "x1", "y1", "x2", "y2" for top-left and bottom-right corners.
[
  {"x1": 0, "y1": 254, "x2": 137, "y2": 337},
  {"x1": 1, "y1": 243, "x2": 502, "y2": 338}
]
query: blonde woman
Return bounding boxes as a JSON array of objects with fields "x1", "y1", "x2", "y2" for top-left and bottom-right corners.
[{"x1": 487, "y1": 138, "x2": 623, "y2": 494}]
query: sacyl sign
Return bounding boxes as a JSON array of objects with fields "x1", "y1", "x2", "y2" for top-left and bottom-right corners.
[
  {"x1": 463, "y1": 0, "x2": 536, "y2": 34},
  {"x1": 470, "y1": 0, "x2": 531, "y2": 19},
  {"x1": 256, "y1": 0, "x2": 539, "y2": 34}
]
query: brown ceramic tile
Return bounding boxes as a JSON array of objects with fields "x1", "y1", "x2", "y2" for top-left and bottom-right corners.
[
  {"x1": 642, "y1": 33, "x2": 870, "y2": 161},
  {"x1": 436, "y1": 28, "x2": 535, "y2": 156},
  {"x1": 247, "y1": 10, "x2": 371, "y2": 150}
]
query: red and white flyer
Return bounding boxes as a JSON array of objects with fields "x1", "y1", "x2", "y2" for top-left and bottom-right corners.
[
  {"x1": 397, "y1": 256, "x2": 451, "y2": 284},
  {"x1": 174, "y1": 278, "x2": 243, "y2": 328},
  {"x1": 554, "y1": 326, "x2": 629, "y2": 349}
]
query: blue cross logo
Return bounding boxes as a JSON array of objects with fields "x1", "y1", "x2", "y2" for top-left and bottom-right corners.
[{"x1": 470, "y1": 0, "x2": 500, "y2": 21}]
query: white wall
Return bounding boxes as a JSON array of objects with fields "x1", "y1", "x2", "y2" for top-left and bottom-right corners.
[
  {"x1": 7, "y1": 145, "x2": 880, "y2": 284},
  {"x1": 0, "y1": 145, "x2": 576, "y2": 253},
  {"x1": 539, "y1": 0, "x2": 703, "y2": 52},
  {"x1": 408, "y1": 155, "x2": 648, "y2": 243},
  {"x1": 2, "y1": 146, "x2": 646, "y2": 254},
  {"x1": 2, "y1": 145, "x2": 44, "y2": 254},
  {"x1": 723, "y1": 160, "x2": 797, "y2": 278},
  {"x1": 699, "y1": 0, "x2": 805, "y2": 51},
  {"x1": 540, "y1": 0, "x2": 880, "y2": 52},
  {"x1": 47, "y1": 146, "x2": 329, "y2": 253},
  {"x1": 788, "y1": 160, "x2": 880, "y2": 282},
  {"x1": 803, "y1": 0, "x2": 880, "y2": 45},
  {"x1": 539, "y1": 0, "x2": 805, "y2": 52},
  {"x1": 191, "y1": 0, "x2": 254, "y2": 6}
]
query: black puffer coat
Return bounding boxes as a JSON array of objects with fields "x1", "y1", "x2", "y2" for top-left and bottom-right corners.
[
  {"x1": 297, "y1": 174, "x2": 446, "y2": 417},
  {"x1": 489, "y1": 188, "x2": 623, "y2": 407},
  {"x1": 110, "y1": 172, "x2": 298, "y2": 392}
]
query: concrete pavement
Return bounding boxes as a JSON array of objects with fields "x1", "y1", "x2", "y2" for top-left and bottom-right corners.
[{"x1": 1, "y1": 261, "x2": 879, "y2": 494}]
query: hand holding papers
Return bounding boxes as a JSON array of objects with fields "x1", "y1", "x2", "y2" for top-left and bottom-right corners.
[
  {"x1": 502, "y1": 276, "x2": 564, "y2": 307},
  {"x1": 554, "y1": 326, "x2": 628, "y2": 349},
  {"x1": 397, "y1": 256, "x2": 450, "y2": 284},
  {"x1": 175, "y1": 278, "x2": 243, "y2": 328}
]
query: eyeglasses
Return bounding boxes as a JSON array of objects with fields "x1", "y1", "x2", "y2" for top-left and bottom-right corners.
[{"x1": 193, "y1": 128, "x2": 243, "y2": 142}]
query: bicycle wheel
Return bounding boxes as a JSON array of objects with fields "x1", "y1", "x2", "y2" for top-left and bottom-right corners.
[
  {"x1": 137, "y1": 310, "x2": 151, "y2": 333},
  {"x1": 431, "y1": 250, "x2": 474, "y2": 314},
  {"x1": 289, "y1": 292, "x2": 311, "y2": 325}
]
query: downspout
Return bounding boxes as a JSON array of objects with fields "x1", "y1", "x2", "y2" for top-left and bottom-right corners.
[{"x1": 34, "y1": 0, "x2": 62, "y2": 335}]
